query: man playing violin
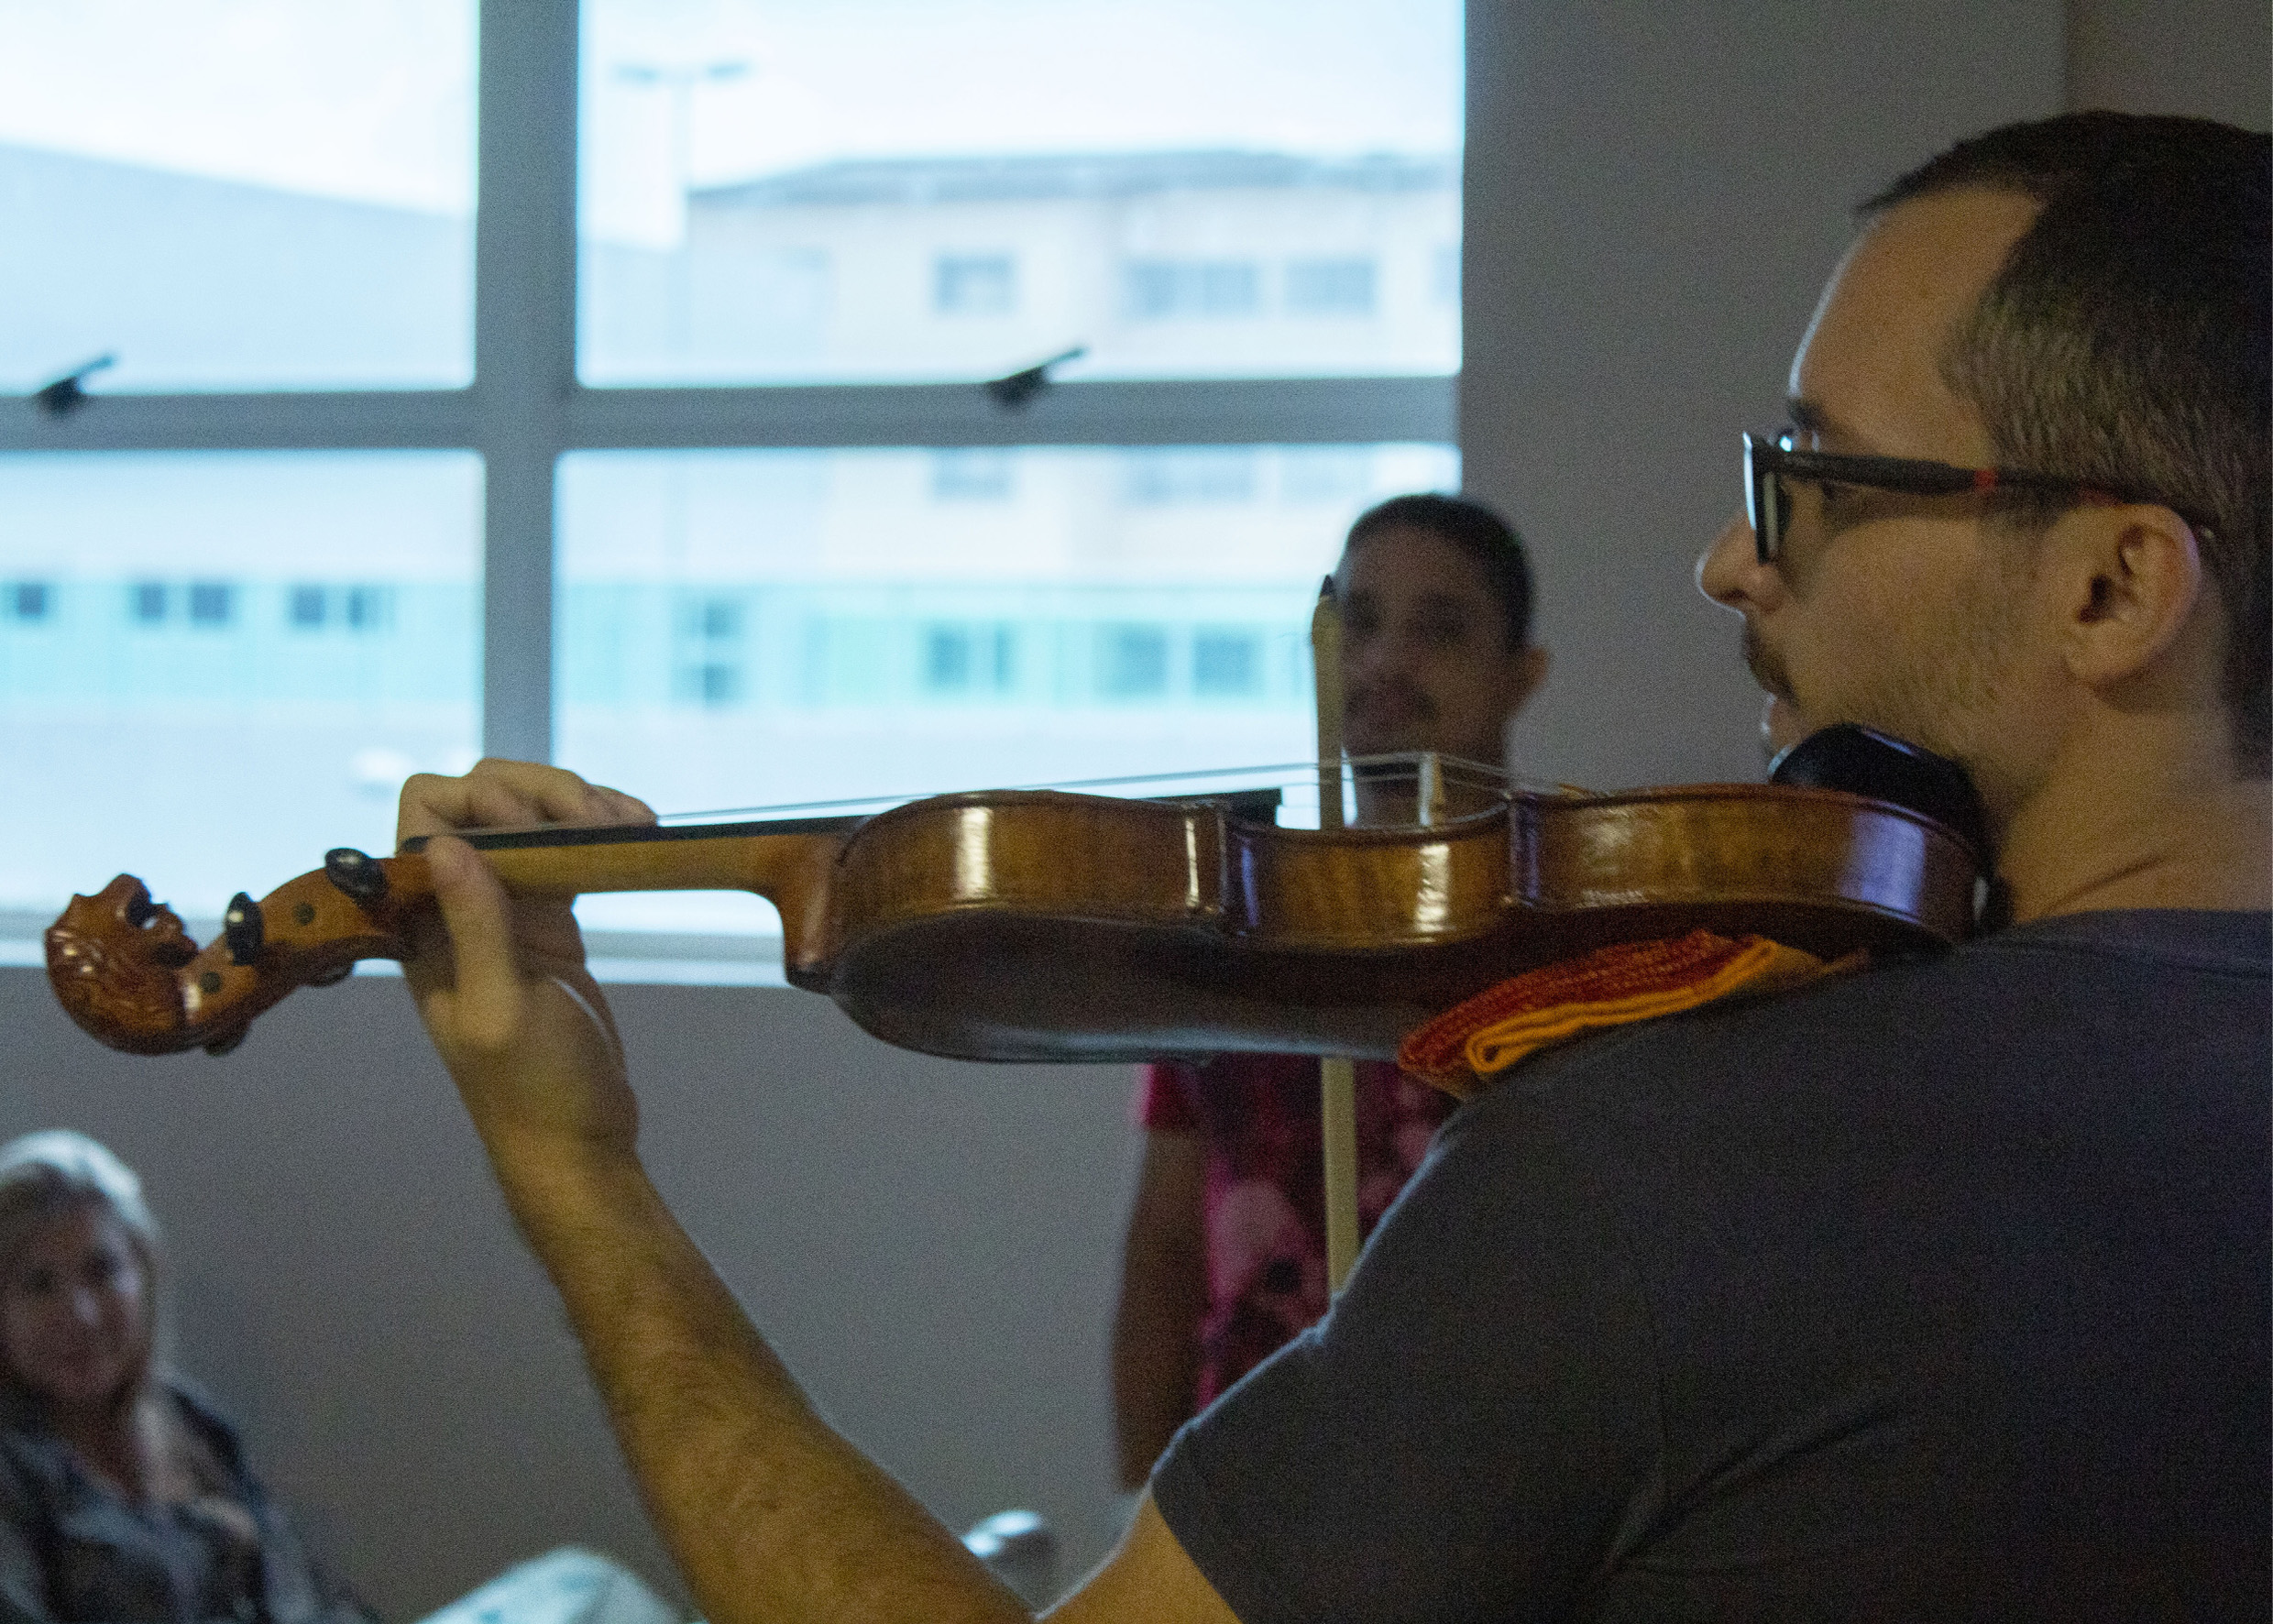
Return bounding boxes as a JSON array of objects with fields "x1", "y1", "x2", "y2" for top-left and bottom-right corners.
[
  {"x1": 1111, "y1": 492, "x2": 1548, "y2": 1495},
  {"x1": 395, "y1": 112, "x2": 2268, "y2": 1620}
]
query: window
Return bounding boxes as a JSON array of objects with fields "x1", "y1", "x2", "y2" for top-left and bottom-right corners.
[
  {"x1": 694, "y1": 598, "x2": 741, "y2": 640},
  {"x1": 921, "y1": 624, "x2": 1016, "y2": 694},
  {"x1": 5, "y1": 584, "x2": 49, "y2": 623},
  {"x1": 1122, "y1": 449, "x2": 1258, "y2": 506},
  {"x1": 343, "y1": 586, "x2": 391, "y2": 631},
  {"x1": 1, "y1": 1, "x2": 476, "y2": 392},
  {"x1": 1098, "y1": 624, "x2": 1169, "y2": 697},
  {"x1": 934, "y1": 255, "x2": 1016, "y2": 315},
  {"x1": 187, "y1": 582, "x2": 234, "y2": 626},
  {"x1": 1279, "y1": 447, "x2": 1374, "y2": 504},
  {"x1": 1123, "y1": 260, "x2": 1262, "y2": 320},
  {"x1": 689, "y1": 662, "x2": 740, "y2": 707},
  {"x1": 0, "y1": 453, "x2": 480, "y2": 920},
  {"x1": 556, "y1": 444, "x2": 1453, "y2": 817},
  {"x1": 7, "y1": 4, "x2": 1461, "y2": 963},
  {"x1": 930, "y1": 449, "x2": 1015, "y2": 501},
  {"x1": 578, "y1": 5, "x2": 1459, "y2": 384},
  {"x1": 1193, "y1": 629, "x2": 1262, "y2": 696},
  {"x1": 1285, "y1": 258, "x2": 1376, "y2": 316}
]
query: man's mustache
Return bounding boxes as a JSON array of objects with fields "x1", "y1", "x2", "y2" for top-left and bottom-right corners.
[
  {"x1": 1345, "y1": 678, "x2": 1437, "y2": 722},
  {"x1": 1741, "y1": 625, "x2": 1792, "y2": 702}
]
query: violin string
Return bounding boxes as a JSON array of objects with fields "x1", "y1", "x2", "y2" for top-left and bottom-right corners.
[
  {"x1": 447, "y1": 755, "x2": 1577, "y2": 840},
  {"x1": 649, "y1": 752, "x2": 1539, "y2": 827}
]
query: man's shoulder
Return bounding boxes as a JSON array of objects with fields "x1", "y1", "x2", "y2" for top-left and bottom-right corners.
[{"x1": 1452, "y1": 908, "x2": 2270, "y2": 1141}]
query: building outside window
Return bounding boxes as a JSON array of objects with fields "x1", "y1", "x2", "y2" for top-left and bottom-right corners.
[
  {"x1": 1285, "y1": 258, "x2": 1376, "y2": 316},
  {"x1": 4, "y1": 0, "x2": 1462, "y2": 965},
  {"x1": 1123, "y1": 259, "x2": 1262, "y2": 320},
  {"x1": 188, "y1": 582, "x2": 234, "y2": 625},
  {"x1": 1192, "y1": 627, "x2": 1262, "y2": 696},
  {"x1": 1097, "y1": 623, "x2": 1169, "y2": 697},
  {"x1": 933, "y1": 253, "x2": 1016, "y2": 314},
  {"x1": 929, "y1": 448, "x2": 1015, "y2": 500}
]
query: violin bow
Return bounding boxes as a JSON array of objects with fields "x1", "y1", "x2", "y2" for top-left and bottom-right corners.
[{"x1": 1312, "y1": 575, "x2": 1362, "y2": 1296}]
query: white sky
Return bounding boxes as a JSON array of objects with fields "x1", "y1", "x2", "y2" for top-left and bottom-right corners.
[{"x1": 0, "y1": 0, "x2": 1459, "y2": 241}]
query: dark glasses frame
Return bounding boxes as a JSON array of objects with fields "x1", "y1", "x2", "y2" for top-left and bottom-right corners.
[{"x1": 1741, "y1": 431, "x2": 2214, "y2": 565}]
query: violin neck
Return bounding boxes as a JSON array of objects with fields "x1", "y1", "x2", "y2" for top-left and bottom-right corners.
[{"x1": 455, "y1": 822, "x2": 849, "y2": 974}]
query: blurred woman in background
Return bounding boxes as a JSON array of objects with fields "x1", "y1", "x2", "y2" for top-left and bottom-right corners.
[{"x1": 0, "y1": 1130, "x2": 368, "y2": 1624}]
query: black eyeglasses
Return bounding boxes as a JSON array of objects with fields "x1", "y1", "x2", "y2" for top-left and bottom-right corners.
[{"x1": 1741, "y1": 431, "x2": 2213, "y2": 565}]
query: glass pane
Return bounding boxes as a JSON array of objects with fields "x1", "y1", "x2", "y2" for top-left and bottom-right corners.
[
  {"x1": 0, "y1": 1, "x2": 476, "y2": 392},
  {"x1": 0, "y1": 454, "x2": 482, "y2": 941},
  {"x1": 556, "y1": 442, "x2": 1456, "y2": 940},
  {"x1": 579, "y1": 0, "x2": 1461, "y2": 385}
]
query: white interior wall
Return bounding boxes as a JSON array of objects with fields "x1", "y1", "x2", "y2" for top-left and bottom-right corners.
[{"x1": 1, "y1": 3, "x2": 2261, "y2": 1617}]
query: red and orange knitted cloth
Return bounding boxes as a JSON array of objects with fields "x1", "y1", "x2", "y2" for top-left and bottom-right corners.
[{"x1": 1398, "y1": 929, "x2": 1855, "y2": 1099}]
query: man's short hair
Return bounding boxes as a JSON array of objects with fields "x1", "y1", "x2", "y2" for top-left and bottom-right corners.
[
  {"x1": 1344, "y1": 492, "x2": 1537, "y2": 651},
  {"x1": 1865, "y1": 113, "x2": 2271, "y2": 775}
]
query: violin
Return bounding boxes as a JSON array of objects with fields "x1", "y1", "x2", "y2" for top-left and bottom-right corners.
[{"x1": 43, "y1": 727, "x2": 1987, "y2": 1065}]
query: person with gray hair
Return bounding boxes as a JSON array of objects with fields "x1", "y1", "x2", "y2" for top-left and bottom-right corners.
[{"x1": 0, "y1": 1131, "x2": 368, "y2": 1624}]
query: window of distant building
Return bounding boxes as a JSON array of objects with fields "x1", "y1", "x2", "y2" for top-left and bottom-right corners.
[
  {"x1": 1285, "y1": 258, "x2": 1376, "y2": 316},
  {"x1": 690, "y1": 597, "x2": 741, "y2": 641},
  {"x1": 1192, "y1": 627, "x2": 1262, "y2": 696},
  {"x1": 934, "y1": 254, "x2": 1016, "y2": 315},
  {"x1": 1098, "y1": 623, "x2": 1169, "y2": 697},
  {"x1": 5, "y1": 583, "x2": 51, "y2": 623},
  {"x1": 922, "y1": 623, "x2": 1016, "y2": 694},
  {"x1": 1121, "y1": 447, "x2": 1258, "y2": 505},
  {"x1": 1122, "y1": 260, "x2": 1262, "y2": 320},
  {"x1": 679, "y1": 661, "x2": 740, "y2": 708},
  {"x1": 930, "y1": 448, "x2": 1016, "y2": 500},
  {"x1": 1279, "y1": 447, "x2": 1374, "y2": 504},
  {"x1": 129, "y1": 583, "x2": 169, "y2": 624},
  {"x1": 187, "y1": 582, "x2": 234, "y2": 626},
  {"x1": 342, "y1": 586, "x2": 391, "y2": 631}
]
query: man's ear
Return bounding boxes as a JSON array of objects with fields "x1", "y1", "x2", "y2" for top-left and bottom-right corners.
[
  {"x1": 2056, "y1": 505, "x2": 2206, "y2": 688},
  {"x1": 1502, "y1": 644, "x2": 1550, "y2": 719}
]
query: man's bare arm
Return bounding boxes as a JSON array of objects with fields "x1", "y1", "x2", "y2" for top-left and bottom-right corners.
[{"x1": 399, "y1": 761, "x2": 1239, "y2": 1624}]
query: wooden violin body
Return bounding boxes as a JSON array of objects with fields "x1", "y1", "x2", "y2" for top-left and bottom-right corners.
[{"x1": 46, "y1": 766, "x2": 1981, "y2": 1064}]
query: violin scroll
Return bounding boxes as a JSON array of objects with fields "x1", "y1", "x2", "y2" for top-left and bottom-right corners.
[{"x1": 45, "y1": 853, "x2": 434, "y2": 1057}]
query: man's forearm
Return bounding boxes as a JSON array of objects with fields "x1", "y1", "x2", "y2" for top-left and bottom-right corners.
[{"x1": 483, "y1": 1139, "x2": 1029, "y2": 1624}]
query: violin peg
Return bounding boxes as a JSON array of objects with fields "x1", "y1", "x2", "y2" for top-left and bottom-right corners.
[
  {"x1": 222, "y1": 893, "x2": 264, "y2": 966},
  {"x1": 324, "y1": 848, "x2": 389, "y2": 904}
]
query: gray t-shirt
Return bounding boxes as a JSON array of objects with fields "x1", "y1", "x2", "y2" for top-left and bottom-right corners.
[{"x1": 1154, "y1": 910, "x2": 2271, "y2": 1622}]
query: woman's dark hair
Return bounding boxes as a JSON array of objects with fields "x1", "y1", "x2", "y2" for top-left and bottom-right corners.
[
  {"x1": 1866, "y1": 113, "x2": 2270, "y2": 775},
  {"x1": 1343, "y1": 492, "x2": 1537, "y2": 650}
]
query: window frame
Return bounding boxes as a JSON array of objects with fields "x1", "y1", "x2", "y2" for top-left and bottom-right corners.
[{"x1": 0, "y1": 2, "x2": 1456, "y2": 769}]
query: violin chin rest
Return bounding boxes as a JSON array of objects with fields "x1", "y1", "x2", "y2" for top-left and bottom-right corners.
[{"x1": 1769, "y1": 724, "x2": 1990, "y2": 865}]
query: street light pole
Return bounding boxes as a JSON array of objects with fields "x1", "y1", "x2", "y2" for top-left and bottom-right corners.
[{"x1": 614, "y1": 58, "x2": 750, "y2": 355}]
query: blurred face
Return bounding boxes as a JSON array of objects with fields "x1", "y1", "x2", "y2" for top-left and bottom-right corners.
[
  {"x1": 1, "y1": 1203, "x2": 150, "y2": 1414},
  {"x1": 1697, "y1": 189, "x2": 2056, "y2": 804},
  {"x1": 1335, "y1": 525, "x2": 1544, "y2": 764}
]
